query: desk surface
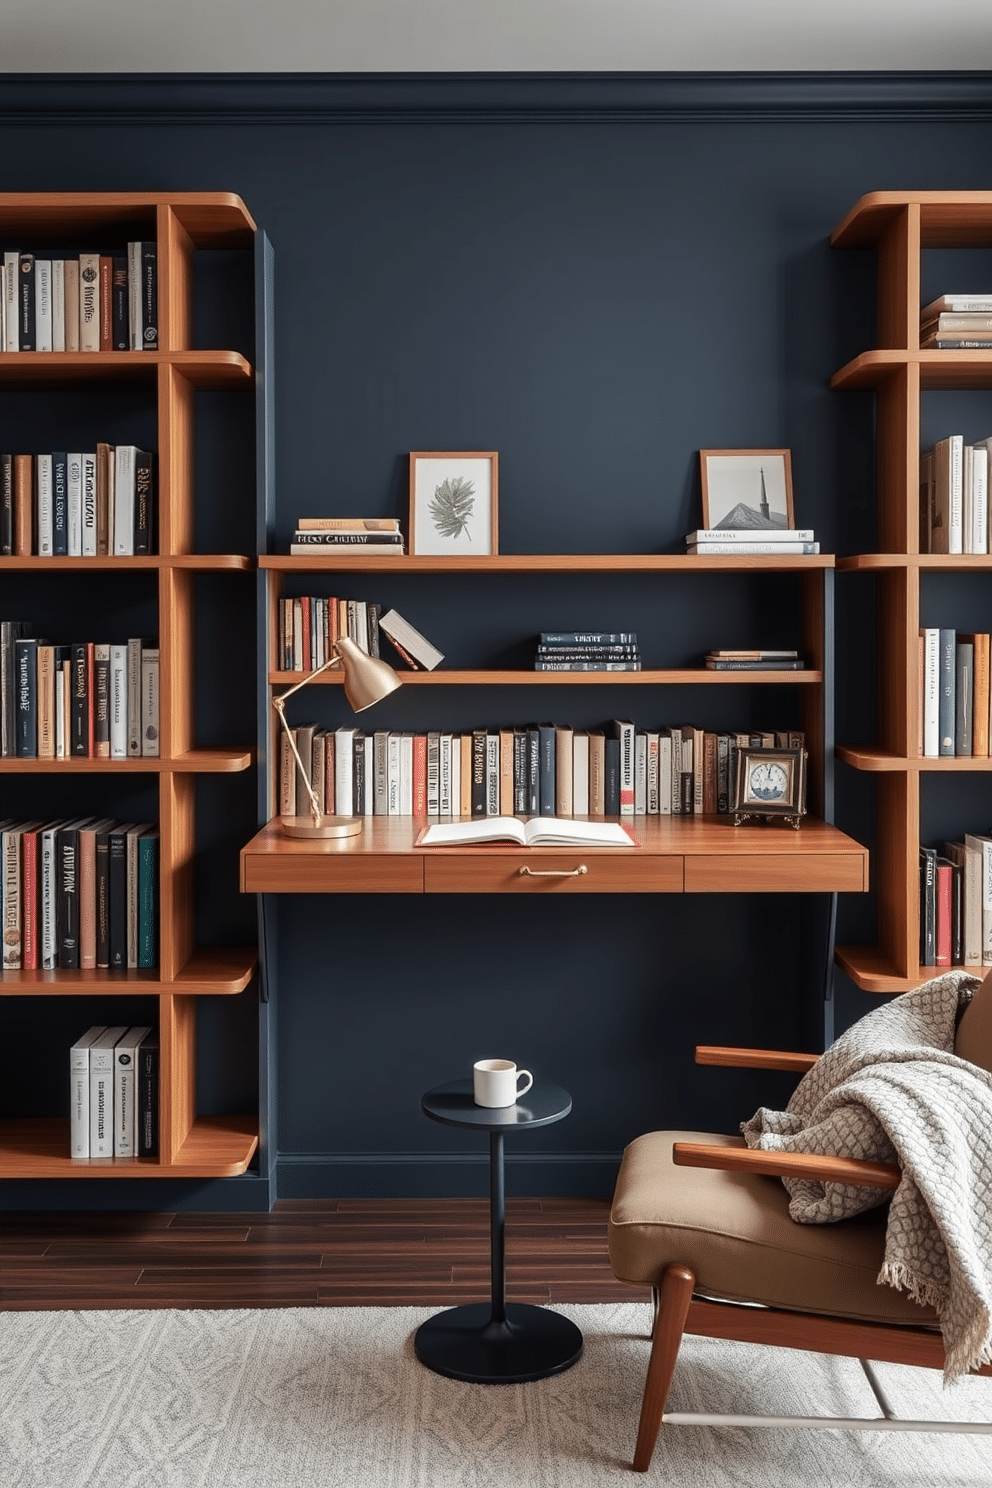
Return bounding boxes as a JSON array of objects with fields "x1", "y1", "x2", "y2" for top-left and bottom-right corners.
[{"x1": 240, "y1": 815, "x2": 868, "y2": 895}]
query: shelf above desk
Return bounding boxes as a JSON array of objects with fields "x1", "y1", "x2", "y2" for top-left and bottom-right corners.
[{"x1": 240, "y1": 816, "x2": 868, "y2": 896}]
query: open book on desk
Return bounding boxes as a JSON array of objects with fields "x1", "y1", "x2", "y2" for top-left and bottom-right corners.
[{"x1": 416, "y1": 817, "x2": 636, "y2": 848}]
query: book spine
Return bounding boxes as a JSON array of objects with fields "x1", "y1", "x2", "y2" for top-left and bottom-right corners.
[
  {"x1": 919, "y1": 847, "x2": 937, "y2": 966},
  {"x1": 109, "y1": 643, "x2": 128, "y2": 758},
  {"x1": 78, "y1": 253, "x2": 100, "y2": 352},
  {"x1": 112, "y1": 254, "x2": 129, "y2": 350},
  {"x1": 921, "y1": 628, "x2": 940, "y2": 757},
  {"x1": 99, "y1": 256, "x2": 112, "y2": 351},
  {"x1": 412, "y1": 734, "x2": 427, "y2": 815},
  {"x1": 18, "y1": 252, "x2": 35, "y2": 350},
  {"x1": 604, "y1": 738, "x2": 621, "y2": 816},
  {"x1": 427, "y1": 731, "x2": 441, "y2": 816},
  {"x1": 57, "y1": 823, "x2": 81, "y2": 968},
  {"x1": 14, "y1": 637, "x2": 38, "y2": 757},
  {"x1": 138, "y1": 1038, "x2": 159, "y2": 1157},
  {"x1": 140, "y1": 648, "x2": 160, "y2": 757},
  {"x1": 956, "y1": 640, "x2": 973, "y2": 756},
  {"x1": 486, "y1": 732, "x2": 499, "y2": 816},
  {"x1": 539, "y1": 631, "x2": 636, "y2": 644},
  {"x1": 133, "y1": 450, "x2": 154, "y2": 554},
  {"x1": 534, "y1": 661, "x2": 642, "y2": 671},
  {"x1": 108, "y1": 828, "x2": 128, "y2": 969},
  {"x1": 0, "y1": 452, "x2": 12, "y2": 556},
  {"x1": 126, "y1": 639, "x2": 143, "y2": 756},
  {"x1": 3, "y1": 252, "x2": 18, "y2": 352},
  {"x1": 13, "y1": 453, "x2": 32, "y2": 556},
  {"x1": 513, "y1": 729, "x2": 528, "y2": 814},
  {"x1": 2, "y1": 828, "x2": 21, "y2": 969},
  {"x1": 21, "y1": 827, "x2": 39, "y2": 970},
  {"x1": 538, "y1": 724, "x2": 556, "y2": 815},
  {"x1": 81, "y1": 452, "x2": 97, "y2": 556},
  {"x1": 78, "y1": 826, "x2": 98, "y2": 970},
  {"x1": 935, "y1": 861, "x2": 953, "y2": 968},
  {"x1": 141, "y1": 243, "x2": 158, "y2": 350},
  {"x1": 471, "y1": 730, "x2": 487, "y2": 817},
  {"x1": 687, "y1": 541, "x2": 820, "y2": 554},
  {"x1": 96, "y1": 825, "x2": 111, "y2": 968},
  {"x1": 35, "y1": 452, "x2": 53, "y2": 556},
  {"x1": 63, "y1": 258, "x2": 79, "y2": 351},
  {"x1": 90, "y1": 1044, "x2": 116, "y2": 1159},
  {"x1": 938, "y1": 628, "x2": 956, "y2": 756},
  {"x1": 93, "y1": 643, "x2": 111, "y2": 757},
  {"x1": 115, "y1": 1044, "x2": 137, "y2": 1156},
  {"x1": 69, "y1": 1037, "x2": 93, "y2": 1159}
]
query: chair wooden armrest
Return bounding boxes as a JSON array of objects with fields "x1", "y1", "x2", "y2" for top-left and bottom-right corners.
[
  {"x1": 672, "y1": 1141, "x2": 901, "y2": 1190},
  {"x1": 695, "y1": 1045, "x2": 820, "y2": 1073}
]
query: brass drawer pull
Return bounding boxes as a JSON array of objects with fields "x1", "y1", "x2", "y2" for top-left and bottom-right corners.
[{"x1": 518, "y1": 865, "x2": 588, "y2": 878}]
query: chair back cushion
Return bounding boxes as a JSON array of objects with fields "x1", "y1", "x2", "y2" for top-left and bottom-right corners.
[{"x1": 955, "y1": 974, "x2": 992, "y2": 1074}]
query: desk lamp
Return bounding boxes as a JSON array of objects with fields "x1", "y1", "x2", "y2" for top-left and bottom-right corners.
[{"x1": 273, "y1": 635, "x2": 402, "y2": 838}]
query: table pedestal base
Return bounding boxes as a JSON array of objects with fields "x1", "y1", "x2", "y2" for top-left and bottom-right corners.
[{"x1": 414, "y1": 1302, "x2": 583, "y2": 1384}]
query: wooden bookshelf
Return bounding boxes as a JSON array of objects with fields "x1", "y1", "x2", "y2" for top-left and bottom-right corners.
[
  {"x1": 0, "y1": 193, "x2": 261, "y2": 1180},
  {"x1": 831, "y1": 190, "x2": 992, "y2": 992}
]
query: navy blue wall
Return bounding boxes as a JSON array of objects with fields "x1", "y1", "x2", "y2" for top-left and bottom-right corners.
[{"x1": 3, "y1": 74, "x2": 992, "y2": 1208}]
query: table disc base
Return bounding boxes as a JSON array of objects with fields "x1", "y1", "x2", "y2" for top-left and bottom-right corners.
[{"x1": 414, "y1": 1302, "x2": 583, "y2": 1384}]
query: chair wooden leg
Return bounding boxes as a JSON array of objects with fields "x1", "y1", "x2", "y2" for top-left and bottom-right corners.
[{"x1": 632, "y1": 1264, "x2": 695, "y2": 1473}]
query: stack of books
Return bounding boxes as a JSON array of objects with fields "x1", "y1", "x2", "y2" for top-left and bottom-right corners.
[
  {"x1": 289, "y1": 517, "x2": 406, "y2": 555},
  {"x1": 534, "y1": 631, "x2": 641, "y2": 672},
  {"x1": 920, "y1": 294, "x2": 992, "y2": 349},
  {"x1": 685, "y1": 528, "x2": 819, "y2": 556},
  {"x1": 1, "y1": 242, "x2": 156, "y2": 353},
  {"x1": 69, "y1": 1025, "x2": 158, "y2": 1160},
  {"x1": 920, "y1": 435, "x2": 992, "y2": 554},
  {"x1": 705, "y1": 649, "x2": 805, "y2": 671}
]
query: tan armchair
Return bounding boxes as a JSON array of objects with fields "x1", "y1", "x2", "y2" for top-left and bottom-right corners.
[{"x1": 608, "y1": 975, "x2": 992, "y2": 1472}]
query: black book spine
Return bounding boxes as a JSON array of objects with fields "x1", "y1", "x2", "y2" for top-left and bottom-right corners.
[
  {"x1": 526, "y1": 728, "x2": 540, "y2": 815},
  {"x1": 605, "y1": 738, "x2": 621, "y2": 816},
  {"x1": 108, "y1": 825, "x2": 128, "y2": 969},
  {"x1": 513, "y1": 729, "x2": 528, "y2": 814},
  {"x1": 111, "y1": 255, "x2": 129, "y2": 349},
  {"x1": 57, "y1": 823, "x2": 81, "y2": 968},
  {"x1": 919, "y1": 847, "x2": 936, "y2": 966},
  {"x1": 471, "y1": 729, "x2": 487, "y2": 817},
  {"x1": 538, "y1": 723, "x2": 556, "y2": 816},
  {"x1": 95, "y1": 824, "x2": 111, "y2": 968},
  {"x1": 18, "y1": 252, "x2": 35, "y2": 351},
  {"x1": 14, "y1": 636, "x2": 37, "y2": 757},
  {"x1": 141, "y1": 244, "x2": 158, "y2": 350},
  {"x1": 133, "y1": 450, "x2": 154, "y2": 554},
  {"x1": 70, "y1": 642, "x2": 89, "y2": 756},
  {"x1": 366, "y1": 602, "x2": 381, "y2": 658},
  {"x1": 52, "y1": 453, "x2": 68, "y2": 555},
  {"x1": 0, "y1": 453, "x2": 12, "y2": 556},
  {"x1": 138, "y1": 1037, "x2": 159, "y2": 1156}
]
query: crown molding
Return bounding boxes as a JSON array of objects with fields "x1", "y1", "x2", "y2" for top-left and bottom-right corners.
[{"x1": 1, "y1": 71, "x2": 992, "y2": 123}]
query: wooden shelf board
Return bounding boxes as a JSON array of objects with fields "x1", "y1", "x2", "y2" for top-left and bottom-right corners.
[
  {"x1": 0, "y1": 947, "x2": 257, "y2": 996},
  {"x1": 836, "y1": 944, "x2": 979, "y2": 995},
  {"x1": 0, "y1": 748, "x2": 252, "y2": 774},
  {"x1": 831, "y1": 349, "x2": 992, "y2": 392},
  {"x1": 270, "y1": 668, "x2": 823, "y2": 687},
  {"x1": 830, "y1": 190, "x2": 992, "y2": 249},
  {"x1": 0, "y1": 191, "x2": 255, "y2": 245},
  {"x1": 0, "y1": 554, "x2": 250, "y2": 571},
  {"x1": 0, "y1": 1115, "x2": 259, "y2": 1178},
  {"x1": 260, "y1": 553, "x2": 834, "y2": 573},
  {"x1": 837, "y1": 746, "x2": 992, "y2": 772},
  {"x1": 838, "y1": 554, "x2": 992, "y2": 571},
  {"x1": 0, "y1": 350, "x2": 252, "y2": 387}
]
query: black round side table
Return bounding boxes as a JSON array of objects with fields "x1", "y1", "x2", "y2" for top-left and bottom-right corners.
[{"x1": 414, "y1": 1077, "x2": 583, "y2": 1385}]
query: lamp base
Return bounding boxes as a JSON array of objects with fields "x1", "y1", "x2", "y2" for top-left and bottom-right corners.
[{"x1": 279, "y1": 815, "x2": 363, "y2": 840}]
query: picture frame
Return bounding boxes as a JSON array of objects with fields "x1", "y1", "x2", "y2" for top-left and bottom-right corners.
[
  {"x1": 409, "y1": 451, "x2": 499, "y2": 557},
  {"x1": 699, "y1": 449, "x2": 794, "y2": 532},
  {"x1": 732, "y1": 746, "x2": 808, "y2": 829}
]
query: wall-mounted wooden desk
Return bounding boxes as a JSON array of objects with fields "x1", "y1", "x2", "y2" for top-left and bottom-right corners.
[{"x1": 240, "y1": 817, "x2": 868, "y2": 896}]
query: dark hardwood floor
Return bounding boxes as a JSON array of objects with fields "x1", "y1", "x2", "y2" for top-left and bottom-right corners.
[{"x1": 0, "y1": 1197, "x2": 650, "y2": 1311}]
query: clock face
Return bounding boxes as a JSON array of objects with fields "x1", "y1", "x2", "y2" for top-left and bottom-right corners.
[{"x1": 748, "y1": 760, "x2": 789, "y2": 802}]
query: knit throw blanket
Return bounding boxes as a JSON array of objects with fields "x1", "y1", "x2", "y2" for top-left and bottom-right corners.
[{"x1": 741, "y1": 972, "x2": 992, "y2": 1380}]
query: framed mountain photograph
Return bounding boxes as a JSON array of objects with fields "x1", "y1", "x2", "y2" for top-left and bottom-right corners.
[
  {"x1": 699, "y1": 449, "x2": 794, "y2": 531},
  {"x1": 409, "y1": 451, "x2": 499, "y2": 556}
]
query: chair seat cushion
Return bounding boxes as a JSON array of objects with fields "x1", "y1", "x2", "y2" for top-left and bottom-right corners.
[{"x1": 609, "y1": 1130, "x2": 939, "y2": 1328}]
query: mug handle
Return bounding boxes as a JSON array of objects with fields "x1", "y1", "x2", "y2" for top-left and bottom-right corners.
[{"x1": 515, "y1": 1069, "x2": 533, "y2": 1098}]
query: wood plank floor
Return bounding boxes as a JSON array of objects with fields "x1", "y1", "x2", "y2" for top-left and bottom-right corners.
[{"x1": 0, "y1": 1197, "x2": 651, "y2": 1311}]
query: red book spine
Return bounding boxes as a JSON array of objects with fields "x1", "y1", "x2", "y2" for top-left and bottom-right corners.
[
  {"x1": 936, "y1": 862, "x2": 953, "y2": 967},
  {"x1": 22, "y1": 829, "x2": 38, "y2": 970},
  {"x1": 412, "y1": 734, "x2": 427, "y2": 815}
]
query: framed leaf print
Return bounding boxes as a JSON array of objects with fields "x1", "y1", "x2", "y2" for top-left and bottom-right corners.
[{"x1": 409, "y1": 452, "x2": 499, "y2": 556}]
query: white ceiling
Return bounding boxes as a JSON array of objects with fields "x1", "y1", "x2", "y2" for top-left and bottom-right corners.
[{"x1": 2, "y1": 0, "x2": 990, "y2": 73}]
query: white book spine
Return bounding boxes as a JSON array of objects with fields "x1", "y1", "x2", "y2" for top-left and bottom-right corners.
[
  {"x1": 646, "y1": 732, "x2": 659, "y2": 814},
  {"x1": 90, "y1": 1042, "x2": 119, "y2": 1159},
  {"x1": 41, "y1": 825, "x2": 59, "y2": 967},
  {"x1": 634, "y1": 732, "x2": 647, "y2": 815},
  {"x1": 128, "y1": 242, "x2": 143, "y2": 351},
  {"x1": 67, "y1": 452, "x2": 83, "y2": 557},
  {"x1": 439, "y1": 733, "x2": 452, "y2": 816},
  {"x1": 922, "y1": 628, "x2": 940, "y2": 757},
  {"x1": 973, "y1": 445, "x2": 989, "y2": 555},
  {"x1": 81, "y1": 452, "x2": 97, "y2": 556},
  {"x1": 78, "y1": 253, "x2": 101, "y2": 352},
  {"x1": 140, "y1": 649, "x2": 160, "y2": 758},
  {"x1": 34, "y1": 259, "x2": 53, "y2": 352},
  {"x1": 36, "y1": 453, "x2": 53, "y2": 556},
  {"x1": 69, "y1": 1029, "x2": 103, "y2": 1159},
  {"x1": 113, "y1": 444, "x2": 136, "y2": 556},
  {"x1": 658, "y1": 735, "x2": 672, "y2": 815},
  {"x1": 63, "y1": 258, "x2": 80, "y2": 352},
  {"x1": 51, "y1": 260, "x2": 65, "y2": 353},
  {"x1": 387, "y1": 732, "x2": 402, "y2": 815},
  {"x1": 400, "y1": 733, "x2": 414, "y2": 816},
  {"x1": 362, "y1": 735, "x2": 374, "y2": 814},
  {"x1": 949, "y1": 435, "x2": 964, "y2": 554},
  {"x1": 373, "y1": 730, "x2": 389, "y2": 815},
  {"x1": 334, "y1": 729, "x2": 354, "y2": 817},
  {"x1": 115, "y1": 1050, "x2": 135, "y2": 1156},
  {"x1": 0, "y1": 263, "x2": 4, "y2": 350},
  {"x1": 573, "y1": 732, "x2": 590, "y2": 816},
  {"x1": 109, "y1": 644, "x2": 128, "y2": 758},
  {"x1": 55, "y1": 669, "x2": 66, "y2": 760},
  {"x1": 126, "y1": 639, "x2": 143, "y2": 756},
  {"x1": 3, "y1": 253, "x2": 19, "y2": 351},
  {"x1": 447, "y1": 735, "x2": 459, "y2": 818}
]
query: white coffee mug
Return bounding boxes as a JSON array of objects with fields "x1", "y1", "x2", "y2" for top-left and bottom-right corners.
[{"x1": 473, "y1": 1058, "x2": 534, "y2": 1109}]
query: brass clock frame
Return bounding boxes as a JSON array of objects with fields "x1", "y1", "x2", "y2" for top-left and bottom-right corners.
[{"x1": 732, "y1": 746, "x2": 807, "y2": 829}]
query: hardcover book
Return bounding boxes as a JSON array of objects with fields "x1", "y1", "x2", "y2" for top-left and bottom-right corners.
[{"x1": 417, "y1": 817, "x2": 635, "y2": 848}]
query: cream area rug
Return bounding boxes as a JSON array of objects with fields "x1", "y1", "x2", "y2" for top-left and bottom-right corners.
[{"x1": 1, "y1": 1304, "x2": 989, "y2": 1487}]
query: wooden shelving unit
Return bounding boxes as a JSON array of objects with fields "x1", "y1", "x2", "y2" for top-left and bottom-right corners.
[
  {"x1": 831, "y1": 190, "x2": 992, "y2": 994},
  {"x1": 0, "y1": 192, "x2": 261, "y2": 1179}
]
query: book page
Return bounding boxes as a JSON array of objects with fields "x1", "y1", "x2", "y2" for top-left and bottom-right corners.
[
  {"x1": 524, "y1": 817, "x2": 634, "y2": 847},
  {"x1": 418, "y1": 817, "x2": 526, "y2": 847}
]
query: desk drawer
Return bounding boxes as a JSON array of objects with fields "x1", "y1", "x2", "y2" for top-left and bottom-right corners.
[
  {"x1": 423, "y1": 853, "x2": 683, "y2": 893},
  {"x1": 241, "y1": 852, "x2": 423, "y2": 894},
  {"x1": 684, "y1": 854, "x2": 867, "y2": 894}
]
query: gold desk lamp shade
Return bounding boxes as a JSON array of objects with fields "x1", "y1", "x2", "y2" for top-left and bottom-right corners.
[{"x1": 273, "y1": 635, "x2": 402, "y2": 839}]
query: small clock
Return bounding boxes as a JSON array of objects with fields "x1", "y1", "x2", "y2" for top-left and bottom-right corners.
[{"x1": 732, "y1": 746, "x2": 807, "y2": 829}]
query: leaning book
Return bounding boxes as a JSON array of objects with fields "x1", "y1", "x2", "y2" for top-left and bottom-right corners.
[{"x1": 417, "y1": 816, "x2": 635, "y2": 848}]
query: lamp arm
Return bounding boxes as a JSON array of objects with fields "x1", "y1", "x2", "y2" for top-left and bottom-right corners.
[{"x1": 272, "y1": 651, "x2": 343, "y2": 827}]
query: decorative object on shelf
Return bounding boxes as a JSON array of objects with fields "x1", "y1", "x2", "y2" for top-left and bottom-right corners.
[
  {"x1": 409, "y1": 451, "x2": 498, "y2": 556},
  {"x1": 732, "y1": 746, "x2": 807, "y2": 829},
  {"x1": 271, "y1": 635, "x2": 401, "y2": 839},
  {"x1": 699, "y1": 449, "x2": 795, "y2": 533}
]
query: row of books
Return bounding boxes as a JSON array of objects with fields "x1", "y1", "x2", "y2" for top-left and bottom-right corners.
[
  {"x1": 919, "y1": 435, "x2": 992, "y2": 554},
  {"x1": 684, "y1": 528, "x2": 820, "y2": 556},
  {"x1": 1, "y1": 818, "x2": 159, "y2": 972},
  {"x1": 0, "y1": 626, "x2": 160, "y2": 760},
  {"x1": 919, "y1": 629, "x2": 992, "y2": 758},
  {"x1": 0, "y1": 244, "x2": 157, "y2": 354},
  {"x1": 919, "y1": 833, "x2": 992, "y2": 970},
  {"x1": 281, "y1": 720, "x2": 805, "y2": 820},
  {"x1": 920, "y1": 294, "x2": 992, "y2": 350},
  {"x1": 533, "y1": 631, "x2": 641, "y2": 672},
  {"x1": 70, "y1": 1025, "x2": 158, "y2": 1160},
  {"x1": 278, "y1": 598, "x2": 443, "y2": 672},
  {"x1": 0, "y1": 446, "x2": 155, "y2": 558},
  {"x1": 289, "y1": 515, "x2": 406, "y2": 555}
]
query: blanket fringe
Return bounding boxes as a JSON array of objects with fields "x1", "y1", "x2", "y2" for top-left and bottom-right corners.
[{"x1": 880, "y1": 1262, "x2": 992, "y2": 1382}]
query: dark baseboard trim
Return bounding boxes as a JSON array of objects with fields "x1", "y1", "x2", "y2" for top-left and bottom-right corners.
[
  {"x1": 1, "y1": 71, "x2": 991, "y2": 124},
  {"x1": 275, "y1": 1150, "x2": 621, "y2": 1200},
  {"x1": 0, "y1": 1172, "x2": 275, "y2": 1212}
]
